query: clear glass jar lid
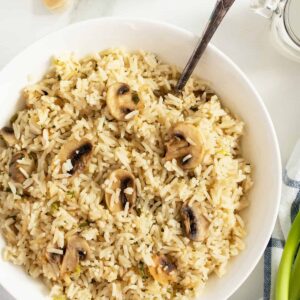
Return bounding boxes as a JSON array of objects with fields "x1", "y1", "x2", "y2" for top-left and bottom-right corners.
[
  {"x1": 284, "y1": 0, "x2": 300, "y2": 46},
  {"x1": 251, "y1": 0, "x2": 300, "y2": 62}
]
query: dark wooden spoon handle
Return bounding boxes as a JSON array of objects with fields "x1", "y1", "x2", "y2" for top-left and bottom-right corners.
[{"x1": 175, "y1": 0, "x2": 236, "y2": 91}]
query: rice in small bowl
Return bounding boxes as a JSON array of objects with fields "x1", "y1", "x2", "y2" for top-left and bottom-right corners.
[{"x1": 0, "y1": 18, "x2": 281, "y2": 300}]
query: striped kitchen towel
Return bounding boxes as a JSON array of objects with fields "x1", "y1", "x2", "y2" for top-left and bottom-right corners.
[{"x1": 263, "y1": 140, "x2": 300, "y2": 300}]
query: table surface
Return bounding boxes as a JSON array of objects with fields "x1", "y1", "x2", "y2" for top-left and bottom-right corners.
[{"x1": 0, "y1": 0, "x2": 299, "y2": 299}]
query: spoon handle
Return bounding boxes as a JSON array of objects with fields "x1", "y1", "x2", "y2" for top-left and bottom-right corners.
[{"x1": 175, "y1": 0, "x2": 236, "y2": 91}]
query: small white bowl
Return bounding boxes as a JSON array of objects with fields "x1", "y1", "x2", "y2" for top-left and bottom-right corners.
[{"x1": 0, "y1": 18, "x2": 281, "y2": 300}]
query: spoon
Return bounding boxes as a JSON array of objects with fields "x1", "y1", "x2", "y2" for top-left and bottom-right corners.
[{"x1": 175, "y1": 0, "x2": 236, "y2": 91}]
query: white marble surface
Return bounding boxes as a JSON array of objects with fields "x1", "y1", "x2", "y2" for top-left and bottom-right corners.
[{"x1": 0, "y1": 0, "x2": 299, "y2": 299}]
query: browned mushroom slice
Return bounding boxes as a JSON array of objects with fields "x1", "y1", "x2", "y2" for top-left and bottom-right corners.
[
  {"x1": 148, "y1": 254, "x2": 177, "y2": 285},
  {"x1": 180, "y1": 203, "x2": 209, "y2": 242},
  {"x1": 9, "y1": 151, "x2": 35, "y2": 184},
  {"x1": 60, "y1": 236, "x2": 90, "y2": 276},
  {"x1": 164, "y1": 122, "x2": 204, "y2": 169},
  {"x1": 105, "y1": 169, "x2": 136, "y2": 213},
  {"x1": 57, "y1": 139, "x2": 93, "y2": 175},
  {"x1": 106, "y1": 82, "x2": 140, "y2": 121},
  {"x1": 0, "y1": 127, "x2": 17, "y2": 147},
  {"x1": 46, "y1": 247, "x2": 63, "y2": 264}
]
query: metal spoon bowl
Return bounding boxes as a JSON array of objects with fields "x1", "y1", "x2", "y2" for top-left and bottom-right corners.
[{"x1": 175, "y1": 0, "x2": 236, "y2": 91}]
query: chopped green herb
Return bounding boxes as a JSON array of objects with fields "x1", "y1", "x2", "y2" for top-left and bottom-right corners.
[
  {"x1": 52, "y1": 58, "x2": 64, "y2": 67},
  {"x1": 79, "y1": 221, "x2": 89, "y2": 229},
  {"x1": 132, "y1": 92, "x2": 140, "y2": 104},
  {"x1": 135, "y1": 207, "x2": 142, "y2": 216},
  {"x1": 70, "y1": 264, "x2": 81, "y2": 280},
  {"x1": 50, "y1": 201, "x2": 60, "y2": 214},
  {"x1": 66, "y1": 190, "x2": 75, "y2": 198},
  {"x1": 190, "y1": 105, "x2": 198, "y2": 112},
  {"x1": 217, "y1": 149, "x2": 230, "y2": 156},
  {"x1": 74, "y1": 264, "x2": 81, "y2": 275},
  {"x1": 5, "y1": 188, "x2": 11, "y2": 193},
  {"x1": 138, "y1": 262, "x2": 148, "y2": 280}
]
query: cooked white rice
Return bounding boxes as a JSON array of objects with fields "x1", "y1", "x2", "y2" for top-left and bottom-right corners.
[{"x1": 0, "y1": 48, "x2": 252, "y2": 300}]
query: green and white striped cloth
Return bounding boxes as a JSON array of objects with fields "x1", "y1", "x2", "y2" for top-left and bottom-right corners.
[{"x1": 263, "y1": 140, "x2": 300, "y2": 300}]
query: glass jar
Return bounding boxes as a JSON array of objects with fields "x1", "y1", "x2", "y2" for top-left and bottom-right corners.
[{"x1": 251, "y1": 0, "x2": 300, "y2": 62}]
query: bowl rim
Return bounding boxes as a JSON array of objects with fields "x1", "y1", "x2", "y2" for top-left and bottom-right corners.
[{"x1": 0, "y1": 17, "x2": 282, "y2": 300}]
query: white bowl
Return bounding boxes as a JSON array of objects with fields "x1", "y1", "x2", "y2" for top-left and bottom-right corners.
[{"x1": 0, "y1": 18, "x2": 281, "y2": 300}]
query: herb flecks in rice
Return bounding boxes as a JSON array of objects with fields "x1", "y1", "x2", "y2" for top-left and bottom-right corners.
[{"x1": 0, "y1": 48, "x2": 252, "y2": 300}]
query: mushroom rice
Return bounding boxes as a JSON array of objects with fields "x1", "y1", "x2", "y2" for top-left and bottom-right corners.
[{"x1": 0, "y1": 48, "x2": 252, "y2": 299}]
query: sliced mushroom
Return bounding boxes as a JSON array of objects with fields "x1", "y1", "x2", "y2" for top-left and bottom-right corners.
[
  {"x1": 164, "y1": 122, "x2": 204, "y2": 169},
  {"x1": 148, "y1": 254, "x2": 177, "y2": 285},
  {"x1": 9, "y1": 151, "x2": 35, "y2": 184},
  {"x1": 180, "y1": 203, "x2": 209, "y2": 242},
  {"x1": 105, "y1": 169, "x2": 136, "y2": 213},
  {"x1": 0, "y1": 127, "x2": 17, "y2": 147},
  {"x1": 46, "y1": 252, "x2": 62, "y2": 264},
  {"x1": 57, "y1": 138, "x2": 93, "y2": 175},
  {"x1": 60, "y1": 236, "x2": 90, "y2": 276},
  {"x1": 106, "y1": 82, "x2": 140, "y2": 121},
  {"x1": 46, "y1": 247, "x2": 64, "y2": 265}
]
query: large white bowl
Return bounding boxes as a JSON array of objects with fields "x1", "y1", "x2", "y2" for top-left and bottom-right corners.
[{"x1": 0, "y1": 18, "x2": 281, "y2": 300}]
